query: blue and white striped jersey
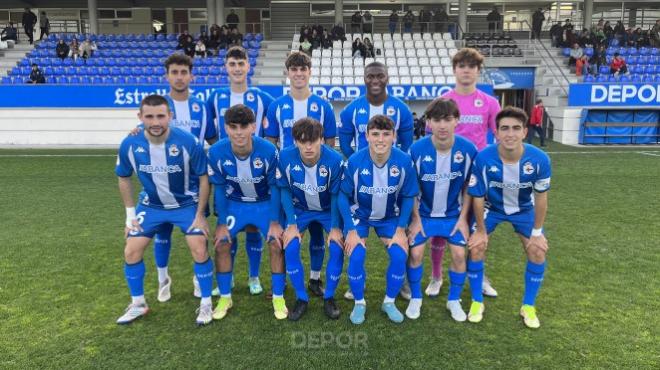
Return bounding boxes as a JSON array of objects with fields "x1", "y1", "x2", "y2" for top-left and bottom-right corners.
[
  {"x1": 276, "y1": 145, "x2": 343, "y2": 212},
  {"x1": 206, "y1": 87, "x2": 274, "y2": 138},
  {"x1": 340, "y1": 147, "x2": 419, "y2": 221},
  {"x1": 116, "y1": 127, "x2": 207, "y2": 209},
  {"x1": 264, "y1": 94, "x2": 337, "y2": 148},
  {"x1": 207, "y1": 136, "x2": 278, "y2": 203},
  {"x1": 339, "y1": 95, "x2": 414, "y2": 151},
  {"x1": 409, "y1": 135, "x2": 478, "y2": 218},
  {"x1": 468, "y1": 144, "x2": 551, "y2": 215},
  {"x1": 164, "y1": 95, "x2": 217, "y2": 143}
]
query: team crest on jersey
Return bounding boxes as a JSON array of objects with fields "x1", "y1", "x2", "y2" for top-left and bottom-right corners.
[
  {"x1": 310, "y1": 103, "x2": 319, "y2": 112},
  {"x1": 523, "y1": 162, "x2": 535, "y2": 175},
  {"x1": 319, "y1": 165, "x2": 328, "y2": 177},
  {"x1": 223, "y1": 160, "x2": 234, "y2": 166},
  {"x1": 453, "y1": 151, "x2": 464, "y2": 163},
  {"x1": 390, "y1": 165, "x2": 400, "y2": 177},
  {"x1": 134, "y1": 146, "x2": 146, "y2": 153},
  {"x1": 358, "y1": 108, "x2": 368, "y2": 114},
  {"x1": 292, "y1": 165, "x2": 302, "y2": 172},
  {"x1": 192, "y1": 103, "x2": 200, "y2": 113},
  {"x1": 386, "y1": 106, "x2": 396, "y2": 116},
  {"x1": 469, "y1": 174, "x2": 477, "y2": 187},
  {"x1": 423, "y1": 155, "x2": 433, "y2": 162},
  {"x1": 489, "y1": 165, "x2": 499, "y2": 173},
  {"x1": 253, "y1": 158, "x2": 264, "y2": 169},
  {"x1": 246, "y1": 93, "x2": 255, "y2": 102},
  {"x1": 361, "y1": 168, "x2": 370, "y2": 175},
  {"x1": 474, "y1": 99, "x2": 484, "y2": 108},
  {"x1": 168, "y1": 144, "x2": 180, "y2": 157}
]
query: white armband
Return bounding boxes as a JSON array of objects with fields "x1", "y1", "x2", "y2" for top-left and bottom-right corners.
[
  {"x1": 125, "y1": 207, "x2": 137, "y2": 228},
  {"x1": 531, "y1": 228, "x2": 543, "y2": 237}
]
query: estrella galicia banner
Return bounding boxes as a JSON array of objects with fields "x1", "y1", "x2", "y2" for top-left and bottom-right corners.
[
  {"x1": 568, "y1": 83, "x2": 660, "y2": 107},
  {"x1": 0, "y1": 84, "x2": 494, "y2": 108},
  {"x1": 484, "y1": 67, "x2": 536, "y2": 89}
]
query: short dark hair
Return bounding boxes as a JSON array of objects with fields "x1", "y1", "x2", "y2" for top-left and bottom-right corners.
[
  {"x1": 292, "y1": 118, "x2": 324, "y2": 142},
  {"x1": 495, "y1": 106, "x2": 529, "y2": 129},
  {"x1": 424, "y1": 98, "x2": 460, "y2": 121},
  {"x1": 365, "y1": 61, "x2": 388, "y2": 75},
  {"x1": 452, "y1": 48, "x2": 484, "y2": 70},
  {"x1": 164, "y1": 53, "x2": 193, "y2": 73},
  {"x1": 224, "y1": 104, "x2": 255, "y2": 126},
  {"x1": 285, "y1": 51, "x2": 312, "y2": 70},
  {"x1": 536, "y1": 98, "x2": 543, "y2": 104},
  {"x1": 367, "y1": 114, "x2": 395, "y2": 132},
  {"x1": 225, "y1": 46, "x2": 248, "y2": 61},
  {"x1": 140, "y1": 94, "x2": 170, "y2": 112}
]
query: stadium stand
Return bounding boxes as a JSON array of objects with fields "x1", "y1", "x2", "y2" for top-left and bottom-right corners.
[
  {"x1": 463, "y1": 32, "x2": 523, "y2": 57},
  {"x1": 1, "y1": 32, "x2": 264, "y2": 84}
]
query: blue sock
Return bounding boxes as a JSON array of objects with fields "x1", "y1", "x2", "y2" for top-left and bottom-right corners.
[
  {"x1": 448, "y1": 269, "x2": 467, "y2": 301},
  {"x1": 271, "y1": 272, "x2": 286, "y2": 296},
  {"x1": 523, "y1": 260, "x2": 546, "y2": 306},
  {"x1": 284, "y1": 238, "x2": 308, "y2": 301},
  {"x1": 153, "y1": 229, "x2": 172, "y2": 268},
  {"x1": 124, "y1": 260, "x2": 145, "y2": 297},
  {"x1": 230, "y1": 237, "x2": 238, "y2": 268},
  {"x1": 216, "y1": 271, "x2": 233, "y2": 296},
  {"x1": 347, "y1": 244, "x2": 366, "y2": 301},
  {"x1": 407, "y1": 264, "x2": 423, "y2": 299},
  {"x1": 245, "y1": 231, "x2": 263, "y2": 278},
  {"x1": 467, "y1": 260, "x2": 484, "y2": 303},
  {"x1": 324, "y1": 241, "x2": 344, "y2": 299},
  {"x1": 385, "y1": 244, "x2": 407, "y2": 299},
  {"x1": 308, "y1": 223, "x2": 325, "y2": 274},
  {"x1": 194, "y1": 258, "x2": 214, "y2": 299}
]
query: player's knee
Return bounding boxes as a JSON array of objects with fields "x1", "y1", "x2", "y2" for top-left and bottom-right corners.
[
  {"x1": 215, "y1": 241, "x2": 231, "y2": 257},
  {"x1": 123, "y1": 245, "x2": 142, "y2": 263},
  {"x1": 450, "y1": 248, "x2": 466, "y2": 271},
  {"x1": 189, "y1": 245, "x2": 209, "y2": 262},
  {"x1": 470, "y1": 248, "x2": 486, "y2": 261},
  {"x1": 269, "y1": 240, "x2": 283, "y2": 255},
  {"x1": 526, "y1": 247, "x2": 546, "y2": 264},
  {"x1": 408, "y1": 246, "x2": 424, "y2": 266}
]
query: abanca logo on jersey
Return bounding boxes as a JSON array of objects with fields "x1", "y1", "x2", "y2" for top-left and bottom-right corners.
[{"x1": 139, "y1": 164, "x2": 183, "y2": 174}]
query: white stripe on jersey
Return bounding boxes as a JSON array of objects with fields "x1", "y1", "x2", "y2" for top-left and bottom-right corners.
[
  {"x1": 128, "y1": 145, "x2": 137, "y2": 173},
  {"x1": 230, "y1": 92, "x2": 243, "y2": 107},
  {"x1": 293, "y1": 99, "x2": 307, "y2": 121},
  {"x1": 172, "y1": 100, "x2": 191, "y2": 122},
  {"x1": 276, "y1": 105, "x2": 283, "y2": 149},
  {"x1": 256, "y1": 95, "x2": 264, "y2": 134},
  {"x1": 149, "y1": 143, "x2": 179, "y2": 208},
  {"x1": 182, "y1": 147, "x2": 197, "y2": 198},
  {"x1": 236, "y1": 157, "x2": 258, "y2": 200},
  {"x1": 431, "y1": 153, "x2": 451, "y2": 217},
  {"x1": 503, "y1": 163, "x2": 520, "y2": 214},
  {"x1": 370, "y1": 164, "x2": 388, "y2": 220},
  {"x1": 304, "y1": 164, "x2": 323, "y2": 211}
]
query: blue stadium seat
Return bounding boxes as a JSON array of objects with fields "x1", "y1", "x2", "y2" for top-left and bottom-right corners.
[
  {"x1": 606, "y1": 47, "x2": 616, "y2": 56},
  {"x1": 618, "y1": 47, "x2": 628, "y2": 56},
  {"x1": 53, "y1": 66, "x2": 65, "y2": 75},
  {"x1": 197, "y1": 66, "x2": 209, "y2": 75},
  {"x1": 115, "y1": 76, "x2": 127, "y2": 84},
  {"x1": 125, "y1": 76, "x2": 137, "y2": 84},
  {"x1": 211, "y1": 57, "x2": 223, "y2": 66},
  {"x1": 619, "y1": 74, "x2": 631, "y2": 82},
  {"x1": 599, "y1": 66, "x2": 609, "y2": 75},
  {"x1": 120, "y1": 67, "x2": 131, "y2": 75},
  {"x1": 651, "y1": 48, "x2": 659, "y2": 56},
  {"x1": 55, "y1": 76, "x2": 67, "y2": 84},
  {"x1": 244, "y1": 33, "x2": 253, "y2": 41},
  {"x1": 630, "y1": 74, "x2": 642, "y2": 82},
  {"x1": 255, "y1": 34, "x2": 264, "y2": 42},
  {"x1": 101, "y1": 76, "x2": 114, "y2": 84},
  {"x1": 80, "y1": 76, "x2": 91, "y2": 84},
  {"x1": 116, "y1": 34, "x2": 126, "y2": 42},
  {"x1": 209, "y1": 66, "x2": 221, "y2": 75},
  {"x1": 583, "y1": 75, "x2": 595, "y2": 82},
  {"x1": 217, "y1": 49, "x2": 227, "y2": 58},
  {"x1": 155, "y1": 34, "x2": 165, "y2": 41},
  {"x1": 247, "y1": 69, "x2": 255, "y2": 76},
  {"x1": 647, "y1": 65, "x2": 657, "y2": 74},
  {"x1": 1, "y1": 76, "x2": 11, "y2": 84},
  {"x1": 627, "y1": 56, "x2": 637, "y2": 64},
  {"x1": 166, "y1": 34, "x2": 177, "y2": 41},
  {"x1": 596, "y1": 75, "x2": 609, "y2": 82},
  {"x1": 136, "y1": 76, "x2": 148, "y2": 84},
  {"x1": 44, "y1": 66, "x2": 53, "y2": 75},
  {"x1": 249, "y1": 41, "x2": 261, "y2": 49},
  {"x1": 248, "y1": 49, "x2": 259, "y2": 58},
  {"x1": 206, "y1": 76, "x2": 220, "y2": 84},
  {"x1": 628, "y1": 47, "x2": 638, "y2": 56},
  {"x1": 637, "y1": 56, "x2": 648, "y2": 64},
  {"x1": 249, "y1": 58, "x2": 257, "y2": 67},
  {"x1": 610, "y1": 39, "x2": 619, "y2": 47},
  {"x1": 219, "y1": 76, "x2": 229, "y2": 84},
  {"x1": 608, "y1": 75, "x2": 619, "y2": 82},
  {"x1": 91, "y1": 76, "x2": 102, "y2": 84}
]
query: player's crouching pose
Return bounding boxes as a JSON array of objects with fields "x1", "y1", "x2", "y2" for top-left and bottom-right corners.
[
  {"x1": 467, "y1": 107, "x2": 551, "y2": 328},
  {"x1": 339, "y1": 115, "x2": 419, "y2": 325},
  {"x1": 406, "y1": 98, "x2": 478, "y2": 321},
  {"x1": 276, "y1": 118, "x2": 345, "y2": 321},
  {"x1": 208, "y1": 104, "x2": 288, "y2": 321},
  {"x1": 115, "y1": 95, "x2": 214, "y2": 326}
]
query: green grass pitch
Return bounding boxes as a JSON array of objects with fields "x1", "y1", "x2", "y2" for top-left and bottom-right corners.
[{"x1": 1, "y1": 143, "x2": 659, "y2": 369}]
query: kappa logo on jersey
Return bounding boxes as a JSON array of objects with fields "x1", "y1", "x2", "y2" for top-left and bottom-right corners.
[
  {"x1": 310, "y1": 102, "x2": 319, "y2": 112},
  {"x1": 282, "y1": 104, "x2": 291, "y2": 110},
  {"x1": 319, "y1": 165, "x2": 328, "y2": 177},
  {"x1": 489, "y1": 165, "x2": 499, "y2": 173},
  {"x1": 386, "y1": 106, "x2": 396, "y2": 116},
  {"x1": 219, "y1": 93, "x2": 228, "y2": 99},
  {"x1": 361, "y1": 168, "x2": 370, "y2": 176},
  {"x1": 223, "y1": 160, "x2": 234, "y2": 166},
  {"x1": 358, "y1": 108, "x2": 368, "y2": 114},
  {"x1": 390, "y1": 165, "x2": 400, "y2": 177},
  {"x1": 292, "y1": 164, "x2": 302, "y2": 172},
  {"x1": 192, "y1": 103, "x2": 200, "y2": 113},
  {"x1": 134, "y1": 146, "x2": 146, "y2": 153},
  {"x1": 168, "y1": 144, "x2": 180, "y2": 157},
  {"x1": 422, "y1": 155, "x2": 433, "y2": 162},
  {"x1": 454, "y1": 151, "x2": 464, "y2": 164},
  {"x1": 469, "y1": 174, "x2": 477, "y2": 187},
  {"x1": 253, "y1": 158, "x2": 264, "y2": 169},
  {"x1": 474, "y1": 99, "x2": 484, "y2": 108},
  {"x1": 523, "y1": 162, "x2": 535, "y2": 175},
  {"x1": 246, "y1": 93, "x2": 255, "y2": 102}
]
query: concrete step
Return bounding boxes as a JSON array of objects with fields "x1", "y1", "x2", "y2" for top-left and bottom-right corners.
[
  {"x1": 262, "y1": 59, "x2": 286, "y2": 68},
  {"x1": 262, "y1": 50, "x2": 288, "y2": 59},
  {"x1": 252, "y1": 77, "x2": 284, "y2": 85}
]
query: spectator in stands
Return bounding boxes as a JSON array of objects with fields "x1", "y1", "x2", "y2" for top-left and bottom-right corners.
[
  {"x1": 39, "y1": 11, "x2": 50, "y2": 41},
  {"x1": 331, "y1": 23, "x2": 346, "y2": 45},
  {"x1": 575, "y1": 54, "x2": 589, "y2": 76},
  {"x1": 652, "y1": 20, "x2": 660, "y2": 47},
  {"x1": 226, "y1": 9, "x2": 239, "y2": 31},
  {"x1": 177, "y1": 35, "x2": 195, "y2": 58},
  {"x1": 22, "y1": 7, "x2": 37, "y2": 44},
  {"x1": 27, "y1": 63, "x2": 45, "y2": 84},
  {"x1": 562, "y1": 19, "x2": 574, "y2": 33},
  {"x1": 229, "y1": 28, "x2": 243, "y2": 46},
  {"x1": 389, "y1": 11, "x2": 398, "y2": 36},
  {"x1": 309, "y1": 29, "x2": 321, "y2": 50},
  {"x1": 603, "y1": 21, "x2": 614, "y2": 43},
  {"x1": 299, "y1": 27, "x2": 311, "y2": 43},
  {"x1": 593, "y1": 27, "x2": 606, "y2": 46},
  {"x1": 320, "y1": 29, "x2": 332, "y2": 49},
  {"x1": 578, "y1": 28, "x2": 594, "y2": 47},
  {"x1": 413, "y1": 112, "x2": 424, "y2": 139},
  {"x1": 610, "y1": 52, "x2": 627, "y2": 75},
  {"x1": 419, "y1": 9, "x2": 432, "y2": 34},
  {"x1": 434, "y1": 7, "x2": 449, "y2": 33},
  {"x1": 1, "y1": 22, "x2": 18, "y2": 43},
  {"x1": 614, "y1": 21, "x2": 625, "y2": 43},
  {"x1": 487, "y1": 6, "x2": 501, "y2": 33},
  {"x1": 562, "y1": 28, "x2": 576, "y2": 48},
  {"x1": 219, "y1": 28, "x2": 230, "y2": 49},
  {"x1": 207, "y1": 29, "x2": 220, "y2": 55},
  {"x1": 589, "y1": 45, "x2": 607, "y2": 75},
  {"x1": 568, "y1": 43, "x2": 583, "y2": 66},
  {"x1": 549, "y1": 22, "x2": 563, "y2": 47},
  {"x1": 178, "y1": 30, "x2": 190, "y2": 44},
  {"x1": 403, "y1": 10, "x2": 414, "y2": 33},
  {"x1": 55, "y1": 39, "x2": 69, "y2": 60},
  {"x1": 210, "y1": 23, "x2": 221, "y2": 35},
  {"x1": 532, "y1": 8, "x2": 545, "y2": 40},
  {"x1": 629, "y1": 28, "x2": 643, "y2": 48},
  {"x1": 363, "y1": 37, "x2": 375, "y2": 58},
  {"x1": 527, "y1": 99, "x2": 545, "y2": 147},
  {"x1": 299, "y1": 37, "x2": 312, "y2": 55},
  {"x1": 363, "y1": 11, "x2": 374, "y2": 34},
  {"x1": 69, "y1": 38, "x2": 80, "y2": 61},
  {"x1": 199, "y1": 31, "x2": 209, "y2": 46},
  {"x1": 596, "y1": 18, "x2": 605, "y2": 30},
  {"x1": 352, "y1": 37, "x2": 366, "y2": 58},
  {"x1": 195, "y1": 39, "x2": 207, "y2": 57},
  {"x1": 80, "y1": 37, "x2": 97, "y2": 59},
  {"x1": 351, "y1": 11, "x2": 362, "y2": 34}
]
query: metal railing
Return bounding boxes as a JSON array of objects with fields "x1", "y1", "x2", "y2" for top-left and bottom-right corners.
[
  {"x1": 44, "y1": 20, "x2": 265, "y2": 36},
  {"x1": 294, "y1": 21, "x2": 460, "y2": 39},
  {"x1": 533, "y1": 35, "x2": 570, "y2": 97}
]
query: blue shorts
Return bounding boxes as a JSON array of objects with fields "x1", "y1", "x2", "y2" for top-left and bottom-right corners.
[
  {"x1": 128, "y1": 204, "x2": 205, "y2": 238},
  {"x1": 411, "y1": 216, "x2": 467, "y2": 247},
  {"x1": 472, "y1": 208, "x2": 541, "y2": 239},
  {"x1": 344, "y1": 217, "x2": 398, "y2": 239},
  {"x1": 295, "y1": 209, "x2": 332, "y2": 234},
  {"x1": 220, "y1": 199, "x2": 282, "y2": 239}
]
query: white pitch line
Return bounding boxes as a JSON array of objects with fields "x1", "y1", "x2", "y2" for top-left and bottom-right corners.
[
  {"x1": 0, "y1": 154, "x2": 115, "y2": 157},
  {"x1": 638, "y1": 151, "x2": 660, "y2": 157},
  {"x1": 546, "y1": 151, "x2": 660, "y2": 154}
]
